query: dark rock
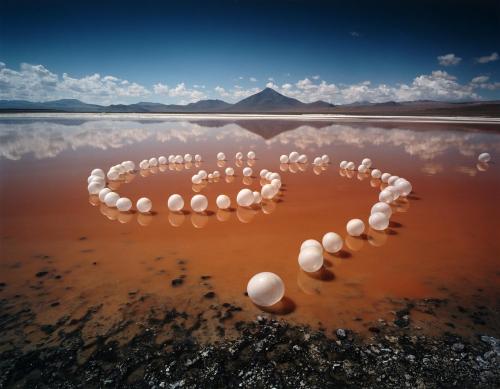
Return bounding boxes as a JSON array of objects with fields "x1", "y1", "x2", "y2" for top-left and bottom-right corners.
[
  {"x1": 171, "y1": 278, "x2": 184, "y2": 287},
  {"x1": 35, "y1": 271, "x2": 48, "y2": 278},
  {"x1": 203, "y1": 292, "x2": 216, "y2": 299}
]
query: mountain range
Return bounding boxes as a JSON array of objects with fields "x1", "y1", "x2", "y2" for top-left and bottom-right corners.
[{"x1": 1, "y1": 87, "x2": 499, "y2": 116}]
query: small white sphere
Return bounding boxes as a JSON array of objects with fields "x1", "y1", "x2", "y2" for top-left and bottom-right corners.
[
  {"x1": 322, "y1": 232, "x2": 343, "y2": 253},
  {"x1": 158, "y1": 156, "x2": 167, "y2": 165},
  {"x1": 261, "y1": 184, "x2": 277, "y2": 199},
  {"x1": 289, "y1": 151, "x2": 300, "y2": 163},
  {"x1": 340, "y1": 160, "x2": 348, "y2": 169},
  {"x1": 213, "y1": 170, "x2": 220, "y2": 178},
  {"x1": 361, "y1": 158, "x2": 372, "y2": 168},
  {"x1": 98, "y1": 188, "x2": 112, "y2": 202},
  {"x1": 260, "y1": 169, "x2": 269, "y2": 178},
  {"x1": 369, "y1": 212, "x2": 389, "y2": 231},
  {"x1": 247, "y1": 151, "x2": 256, "y2": 159},
  {"x1": 242, "y1": 167, "x2": 253, "y2": 177},
  {"x1": 269, "y1": 172, "x2": 280, "y2": 181},
  {"x1": 271, "y1": 178, "x2": 281, "y2": 189},
  {"x1": 298, "y1": 247, "x2": 324, "y2": 272},
  {"x1": 381, "y1": 173, "x2": 391, "y2": 183},
  {"x1": 388, "y1": 175, "x2": 400, "y2": 186},
  {"x1": 217, "y1": 152, "x2": 226, "y2": 161},
  {"x1": 346, "y1": 219, "x2": 365, "y2": 237},
  {"x1": 235, "y1": 152, "x2": 243, "y2": 160},
  {"x1": 175, "y1": 155, "x2": 183, "y2": 164},
  {"x1": 91, "y1": 168, "x2": 105, "y2": 178},
  {"x1": 225, "y1": 167, "x2": 235, "y2": 176},
  {"x1": 371, "y1": 202, "x2": 392, "y2": 218},
  {"x1": 478, "y1": 152, "x2": 491, "y2": 163},
  {"x1": 149, "y1": 157, "x2": 158, "y2": 167},
  {"x1": 208, "y1": 173, "x2": 214, "y2": 180},
  {"x1": 167, "y1": 194, "x2": 184, "y2": 212},
  {"x1": 395, "y1": 178, "x2": 412, "y2": 196},
  {"x1": 137, "y1": 197, "x2": 152, "y2": 213},
  {"x1": 191, "y1": 174, "x2": 202, "y2": 184},
  {"x1": 88, "y1": 175, "x2": 105, "y2": 185},
  {"x1": 139, "y1": 160, "x2": 149, "y2": 170},
  {"x1": 265, "y1": 172, "x2": 273, "y2": 181},
  {"x1": 247, "y1": 272, "x2": 285, "y2": 307},
  {"x1": 198, "y1": 170, "x2": 208, "y2": 179},
  {"x1": 298, "y1": 154, "x2": 308, "y2": 164},
  {"x1": 379, "y1": 189, "x2": 394, "y2": 204},
  {"x1": 216, "y1": 194, "x2": 231, "y2": 209},
  {"x1": 107, "y1": 168, "x2": 120, "y2": 181},
  {"x1": 191, "y1": 194, "x2": 208, "y2": 213},
  {"x1": 252, "y1": 191, "x2": 262, "y2": 204},
  {"x1": 358, "y1": 164, "x2": 368, "y2": 173},
  {"x1": 168, "y1": 155, "x2": 175, "y2": 163},
  {"x1": 104, "y1": 192, "x2": 120, "y2": 207},
  {"x1": 300, "y1": 239, "x2": 322, "y2": 252},
  {"x1": 280, "y1": 155, "x2": 289, "y2": 164},
  {"x1": 346, "y1": 162, "x2": 355, "y2": 171},
  {"x1": 371, "y1": 169, "x2": 382, "y2": 179},
  {"x1": 237, "y1": 188, "x2": 254, "y2": 207},
  {"x1": 313, "y1": 157, "x2": 322, "y2": 165},
  {"x1": 321, "y1": 154, "x2": 330, "y2": 164},
  {"x1": 88, "y1": 181, "x2": 104, "y2": 194},
  {"x1": 116, "y1": 197, "x2": 132, "y2": 212},
  {"x1": 184, "y1": 154, "x2": 193, "y2": 162},
  {"x1": 194, "y1": 154, "x2": 202, "y2": 162}
]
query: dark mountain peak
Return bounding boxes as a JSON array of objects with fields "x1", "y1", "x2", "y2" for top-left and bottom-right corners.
[{"x1": 227, "y1": 87, "x2": 303, "y2": 112}]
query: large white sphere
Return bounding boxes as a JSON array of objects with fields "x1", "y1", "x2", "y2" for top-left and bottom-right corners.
[
  {"x1": 139, "y1": 160, "x2": 149, "y2": 170},
  {"x1": 346, "y1": 219, "x2": 365, "y2": 236},
  {"x1": 191, "y1": 194, "x2": 208, "y2": 213},
  {"x1": 289, "y1": 151, "x2": 300, "y2": 163},
  {"x1": 149, "y1": 157, "x2": 158, "y2": 167},
  {"x1": 217, "y1": 152, "x2": 226, "y2": 161},
  {"x1": 369, "y1": 212, "x2": 389, "y2": 230},
  {"x1": 91, "y1": 168, "x2": 105, "y2": 178},
  {"x1": 235, "y1": 152, "x2": 243, "y2": 160},
  {"x1": 371, "y1": 169, "x2": 382, "y2": 179},
  {"x1": 313, "y1": 157, "x2": 322, "y2": 165},
  {"x1": 279, "y1": 155, "x2": 289, "y2": 164},
  {"x1": 321, "y1": 154, "x2": 330, "y2": 164},
  {"x1": 271, "y1": 178, "x2": 282, "y2": 189},
  {"x1": 191, "y1": 174, "x2": 202, "y2": 184},
  {"x1": 261, "y1": 184, "x2": 277, "y2": 199},
  {"x1": 104, "y1": 192, "x2": 120, "y2": 207},
  {"x1": 158, "y1": 156, "x2": 167, "y2": 165},
  {"x1": 175, "y1": 155, "x2": 183, "y2": 164},
  {"x1": 107, "y1": 169, "x2": 120, "y2": 180},
  {"x1": 252, "y1": 191, "x2": 262, "y2": 204},
  {"x1": 371, "y1": 202, "x2": 392, "y2": 218},
  {"x1": 298, "y1": 247, "x2": 324, "y2": 272},
  {"x1": 388, "y1": 175, "x2": 400, "y2": 186},
  {"x1": 361, "y1": 158, "x2": 372, "y2": 168},
  {"x1": 260, "y1": 169, "x2": 269, "y2": 178},
  {"x1": 237, "y1": 189, "x2": 254, "y2": 207},
  {"x1": 198, "y1": 170, "x2": 207, "y2": 179},
  {"x1": 478, "y1": 152, "x2": 491, "y2": 163},
  {"x1": 322, "y1": 232, "x2": 343, "y2": 253},
  {"x1": 194, "y1": 154, "x2": 202, "y2": 162},
  {"x1": 247, "y1": 151, "x2": 256, "y2": 159},
  {"x1": 246, "y1": 272, "x2": 285, "y2": 307},
  {"x1": 340, "y1": 160, "x2": 348, "y2": 169},
  {"x1": 346, "y1": 162, "x2": 355, "y2": 171},
  {"x1": 395, "y1": 178, "x2": 412, "y2": 196},
  {"x1": 300, "y1": 239, "x2": 322, "y2": 252},
  {"x1": 136, "y1": 197, "x2": 152, "y2": 213},
  {"x1": 116, "y1": 197, "x2": 132, "y2": 212},
  {"x1": 298, "y1": 154, "x2": 308, "y2": 164},
  {"x1": 167, "y1": 194, "x2": 184, "y2": 212},
  {"x1": 379, "y1": 189, "x2": 394, "y2": 204},
  {"x1": 88, "y1": 181, "x2": 104, "y2": 194},
  {"x1": 184, "y1": 154, "x2": 193, "y2": 162},
  {"x1": 381, "y1": 173, "x2": 391, "y2": 183},
  {"x1": 216, "y1": 194, "x2": 231, "y2": 209},
  {"x1": 243, "y1": 167, "x2": 253, "y2": 177},
  {"x1": 98, "y1": 188, "x2": 112, "y2": 202}
]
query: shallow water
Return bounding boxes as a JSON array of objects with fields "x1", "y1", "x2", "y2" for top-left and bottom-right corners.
[{"x1": 0, "y1": 114, "x2": 499, "y2": 351}]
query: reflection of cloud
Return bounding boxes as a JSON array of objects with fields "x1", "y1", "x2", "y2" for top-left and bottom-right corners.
[{"x1": 421, "y1": 163, "x2": 444, "y2": 175}]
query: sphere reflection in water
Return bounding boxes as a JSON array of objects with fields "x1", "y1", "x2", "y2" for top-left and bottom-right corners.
[
  {"x1": 100, "y1": 204, "x2": 119, "y2": 221},
  {"x1": 261, "y1": 200, "x2": 277, "y2": 214},
  {"x1": 368, "y1": 228, "x2": 388, "y2": 247},
  {"x1": 88, "y1": 195, "x2": 100, "y2": 207},
  {"x1": 289, "y1": 163, "x2": 299, "y2": 173},
  {"x1": 168, "y1": 211, "x2": 185, "y2": 227},
  {"x1": 118, "y1": 212, "x2": 133, "y2": 224},
  {"x1": 243, "y1": 176, "x2": 253, "y2": 186},
  {"x1": 237, "y1": 206, "x2": 257, "y2": 223},
  {"x1": 313, "y1": 166, "x2": 323, "y2": 175},
  {"x1": 395, "y1": 197, "x2": 410, "y2": 213},
  {"x1": 137, "y1": 213, "x2": 153, "y2": 226},
  {"x1": 247, "y1": 272, "x2": 285, "y2": 307},
  {"x1": 191, "y1": 213, "x2": 209, "y2": 228},
  {"x1": 345, "y1": 235, "x2": 364, "y2": 251},
  {"x1": 216, "y1": 209, "x2": 231, "y2": 222},
  {"x1": 476, "y1": 162, "x2": 489, "y2": 172},
  {"x1": 297, "y1": 270, "x2": 323, "y2": 295}
]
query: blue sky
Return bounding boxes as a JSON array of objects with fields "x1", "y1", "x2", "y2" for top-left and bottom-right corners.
[{"x1": 1, "y1": 0, "x2": 499, "y2": 104}]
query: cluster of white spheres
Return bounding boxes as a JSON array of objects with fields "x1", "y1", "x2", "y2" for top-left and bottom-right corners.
[
  {"x1": 346, "y1": 219, "x2": 365, "y2": 237},
  {"x1": 136, "y1": 197, "x2": 152, "y2": 213},
  {"x1": 369, "y1": 212, "x2": 389, "y2": 231},
  {"x1": 217, "y1": 152, "x2": 226, "y2": 161},
  {"x1": 478, "y1": 152, "x2": 491, "y2": 163},
  {"x1": 216, "y1": 194, "x2": 231, "y2": 209},
  {"x1": 247, "y1": 151, "x2": 256, "y2": 159},
  {"x1": 167, "y1": 194, "x2": 184, "y2": 212},
  {"x1": 289, "y1": 151, "x2": 300, "y2": 163},
  {"x1": 298, "y1": 239, "x2": 323, "y2": 272},
  {"x1": 340, "y1": 161, "x2": 355, "y2": 170},
  {"x1": 242, "y1": 167, "x2": 253, "y2": 177},
  {"x1": 225, "y1": 167, "x2": 235, "y2": 176},
  {"x1": 322, "y1": 232, "x2": 343, "y2": 253},
  {"x1": 237, "y1": 188, "x2": 254, "y2": 207},
  {"x1": 371, "y1": 169, "x2": 382, "y2": 179},
  {"x1": 191, "y1": 194, "x2": 208, "y2": 213},
  {"x1": 246, "y1": 272, "x2": 285, "y2": 307}
]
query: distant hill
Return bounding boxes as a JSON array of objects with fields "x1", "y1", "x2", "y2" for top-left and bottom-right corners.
[{"x1": 0, "y1": 88, "x2": 499, "y2": 116}]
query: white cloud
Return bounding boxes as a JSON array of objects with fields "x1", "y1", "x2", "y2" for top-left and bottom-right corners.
[
  {"x1": 268, "y1": 77, "x2": 274, "y2": 82},
  {"x1": 471, "y1": 75, "x2": 489, "y2": 83},
  {"x1": 153, "y1": 83, "x2": 169, "y2": 94},
  {"x1": 312, "y1": 75, "x2": 320, "y2": 80},
  {"x1": 249, "y1": 77, "x2": 257, "y2": 82},
  {"x1": 437, "y1": 53, "x2": 462, "y2": 66},
  {"x1": 475, "y1": 52, "x2": 499, "y2": 64}
]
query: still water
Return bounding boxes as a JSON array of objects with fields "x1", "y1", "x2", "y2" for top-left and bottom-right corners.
[{"x1": 0, "y1": 114, "x2": 499, "y2": 352}]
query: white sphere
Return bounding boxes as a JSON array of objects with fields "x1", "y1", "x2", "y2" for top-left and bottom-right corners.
[
  {"x1": 208, "y1": 173, "x2": 214, "y2": 180},
  {"x1": 167, "y1": 194, "x2": 184, "y2": 212},
  {"x1": 237, "y1": 189, "x2": 254, "y2": 207},
  {"x1": 346, "y1": 162, "x2": 355, "y2": 170},
  {"x1": 271, "y1": 178, "x2": 281, "y2": 189},
  {"x1": 298, "y1": 247, "x2": 324, "y2": 272},
  {"x1": 246, "y1": 272, "x2": 284, "y2": 307},
  {"x1": 361, "y1": 158, "x2": 372, "y2": 168},
  {"x1": 247, "y1": 151, "x2": 256, "y2": 159},
  {"x1": 168, "y1": 155, "x2": 175, "y2": 163},
  {"x1": 88, "y1": 175, "x2": 105, "y2": 185},
  {"x1": 213, "y1": 170, "x2": 220, "y2": 178},
  {"x1": 340, "y1": 160, "x2": 348, "y2": 169},
  {"x1": 289, "y1": 151, "x2": 300, "y2": 163},
  {"x1": 260, "y1": 169, "x2": 269, "y2": 178},
  {"x1": 346, "y1": 219, "x2": 365, "y2": 236},
  {"x1": 300, "y1": 239, "x2": 322, "y2": 252},
  {"x1": 478, "y1": 152, "x2": 491, "y2": 163},
  {"x1": 395, "y1": 178, "x2": 412, "y2": 196},
  {"x1": 265, "y1": 172, "x2": 273, "y2": 181},
  {"x1": 388, "y1": 175, "x2": 400, "y2": 186},
  {"x1": 137, "y1": 197, "x2": 152, "y2": 213},
  {"x1": 225, "y1": 167, "x2": 235, "y2": 176},
  {"x1": 269, "y1": 172, "x2": 280, "y2": 181},
  {"x1": 371, "y1": 202, "x2": 392, "y2": 218},
  {"x1": 123, "y1": 161, "x2": 135, "y2": 172},
  {"x1": 322, "y1": 232, "x2": 343, "y2": 253},
  {"x1": 192, "y1": 174, "x2": 202, "y2": 184},
  {"x1": 381, "y1": 173, "x2": 391, "y2": 183},
  {"x1": 379, "y1": 189, "x2": 394, "y2": 204},
  {"x1": 116, "y1": 197, "x2": 132, "y2": 212},
  {"x1": 261, "y1": 184, "x2": 277, "y2": 199},
  {"x1": 88, "y1": 181, "x2": 104, "y2": 194},
  {"x1": 386, "y1": 185, "x2": 401, "y2": 200},
  {"x1": 313, "y1": 157, "x2": 322, "y2": 165},
  {"x1": 191, "y1": 194, "x2": 208, "y2": 213},
  {"x1": 216, "y1": 194, "x2": 231, "y2": 209},
  {"x1": 149, "y1": 157, "x2": 158, "y2": 167},
  {"x1": 158, "y1": 156, "x2": 167, "y2": 165},
  {"x1": 217, "y1": 152, "x2": 226, "y2": 161},
  {"x1": 369, "y1": 212, "x2": 389, "y2": 231},
  {"x1": 371, "y1": 169, "x2": 382, "y2": 179},
  {"x1": 242, "y1": 167, "x2": 253, "y2": 177},
  {"x1": 139, "y1": 160, "x2": 149, "y2": 170},
  {"x1": 321, "y1": 154, "x2": 330, "y2": 164},
  {"x1": 184, "y1": 154, "x2": 193, "y2": 162},
  {"x1": 280, "y1": 155, "x2": 289, "y2": 164},
  {"x1": 235, "y1": 152, "x2": 243, "y2": 160},
  {"x1": 98, "y1": 188, "x2": 112, "y2": 202},
  {"x1": 358, "y1": 164, "x2": 368, "y2": 173},
  {"x1": 198, "y1": 170, "x2": 207, "y2": 179},
  {"x1": 175, "y1": 155, "x2": 183, "y2": 164},
  {"x1": 104, "y1": 192, "x2": 120, "y2": 207},
  {"x1": 107, "y1": 169, "x2": 120, "y2": 180},
  {"x1": 298, "y1": 154, "x2": 308, "y2": 164},
  {"x1": 252, "y1": 191, "x2": 262, "y2": 204},
  {"x1": 194, "y1": 154, "x2": 202, "y2": 162},
  {"x1": 91, "y1": 168, "x2": 105, "y2": 178}
]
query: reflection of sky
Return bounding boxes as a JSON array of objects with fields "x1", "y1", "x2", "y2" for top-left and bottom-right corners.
[{"x1": 0, "y1": 116, "x2": 499, "y2": 161}]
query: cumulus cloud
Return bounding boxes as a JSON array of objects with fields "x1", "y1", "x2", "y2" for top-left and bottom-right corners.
[
  {"x1": 471, "y1": 75, "x2": 489, "y2": 84},
  {"x1": 437, "y1": 53, "x2": 462, "y2": 66},
  {"x1": 475, "y1": 52, "x2": 499, "y2": 64},
  {"x1": 249, "y1": 77, "x2": 257, "y2": 82}
]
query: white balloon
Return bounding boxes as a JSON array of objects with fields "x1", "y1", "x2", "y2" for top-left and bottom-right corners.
[
  {"x1": 379, "y1": 189, "x2": 394, "y2": 203},
  {"x1": 99, "y1": 188, "x2": 112, "y2": 202},
  {"x1": 225, "y1": 167, "x2": 235, "y2": 176},
  {"x1": 191, "y1": 194, "x2": 208, "y2": 213},
  {"x1": 167, "y1": 194, "x2": 184, "y2": 212},
  {"x1": 395, "y1": 178, "x2": 412, "y2": 196},
  {"x1": 246, "y1": 272, "x2": 285, "y2": 306},
  {"x1": 289, "y1": 151, "x2": 300, "y2": 163},
  {"x1": 339, "y1": 160, "x2": 348, "y2": 169},
  {"x1": 261, "y1": 184, "x2": 277, "y2": 199},
  {"x1": 247, "y1": 151, "x2": 256, "y2": 159},
  {"x1": 137, "y1": 197, "x2": 152, "y2": 213},
  {"x1": 280, "y1": 155, "x2": 289, "y2": 163},
  {"x1": 252, "y1": 191, "x2": 262, "y2": 204},
  {"x1": 91, "y1": 168, "x2": 105, "y2": 178},
  {"x1": 381, "y1": 173, "x2": 391, "y2": 183},
  {"x1": 369, "y1": 212, "x2": 389, "y2": 230},
  {"x1": 116, "y1": 197, "x2": 132, "y2": 212},
  {"x1": 371, "y1": 202, "x2": 392, "y2": 218},
  {"x1": 104, "y1": 192, "x2": 120, "y2": 207},
  {"x1": 260, "y1": 169, "x2": 269, "y2": 178},
  {"x1": 88, "y1": 181, "x2": 104, "y2": 194},
  {"x1": 300, "y1": 239, "x2": 322, "y2": 252},
  {"x1": 298, "y1": 247, "x2": 324, "y2": 272},
  {"x1": 371, "y1": 169, "x2": 382, "y2": 179},
  {"x1": 321, "y1": 154, "x2": 330, "y2": 163},
  {"x1": 361, "y1": 158, "x2": 372, "y2": 168},
  {"x1": 346, "y1": 219, "x2": 365, "y2": 236},
  {"x1": 149, "y1": 157, "x2": 158, "y2": 167},
  {"x1": 194, "y1": 154, "x2": 202, "y2": 162},
  {"x1": 322, "y1": 232, "x2": 343, "y2": 253},
  {"x1": 242, "y1": 167, "x2": 252, "y2": 177},
  {"x1": 184, "y1": 154, "x2": 193, "y2": 162},
  {"x1": 235, "y1": 152, "x2": 243, "y2": 160},
  {"x1": 388, "y1": 175, "x2": 400, "y2": 186},
  {"x1": 237, "y1": 188, "x2": 254, "y2": 207},
  {"x1": 191, "y1": 174, "x2": 202, "y2": 184},
  {"x1": 216, "y1": 194, "x2": 231, "y2": 209},
  {"x1": 217, "y1": 152, "x2": 226, "y2": 161},
  {"x1": 478, "y1": 152, "x2": 491, "y2": 163},
  {"x1": 158, "y1": 156, "x2": 167, "y2": 165},
  {"x1": 298, "y1": 154, "x2": 308, "y2": 164}
]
